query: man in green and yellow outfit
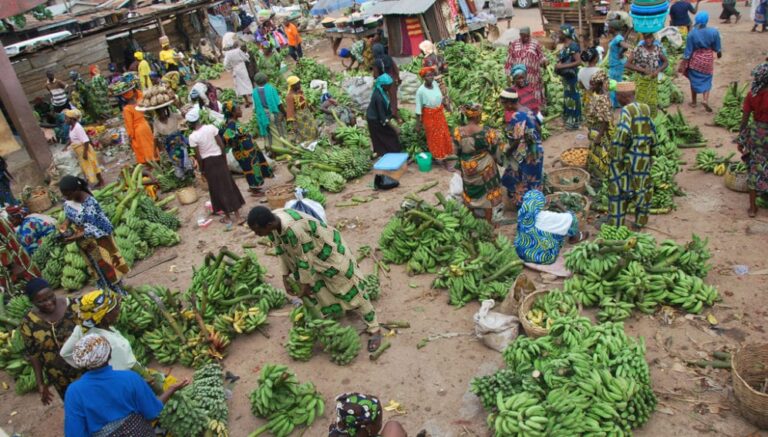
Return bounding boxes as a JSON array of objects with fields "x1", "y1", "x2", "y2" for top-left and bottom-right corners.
[
  {"x1": 608, "y1": 82, "x2": 657, "y2": 229},
  {"x1": 247, "y1": 206, "x2": 382, "y2": 350}
]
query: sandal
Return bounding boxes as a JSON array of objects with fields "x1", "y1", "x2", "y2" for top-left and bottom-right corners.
[
  {"x1": 703, "y1": 103, "x2": 713, "y2": 113},
  {"x1": 367, "y1": 333, "x2": 383, "y2": 353}
]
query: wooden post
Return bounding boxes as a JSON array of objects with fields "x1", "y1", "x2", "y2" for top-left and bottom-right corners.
[
  {"x1": 156, "y1": 16, "x2": 166, "y2": 37},
  {"x1": 418, "y1": 13, "x2": 433, "y2": 43},
  {"x1": 577, "y1": 3, "x2": 583, "y2": 40},
  {"x1": 0, "y1": 43, "x2": 52, "y2": 171},
  {"x1": 538, "y1": 1, "x2": 547, "y2": 36}
]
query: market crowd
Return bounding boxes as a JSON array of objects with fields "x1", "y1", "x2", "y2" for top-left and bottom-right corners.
[{"x1": 0, "y1": 0, "x2": 766, "y2": 435}]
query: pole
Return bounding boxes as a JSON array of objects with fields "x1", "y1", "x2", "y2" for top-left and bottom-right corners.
[
  {"x1": 156, "y1": 16, "x2": 166, "y2": 37},
  {"x1": 0, "y1": 43, "x2": 52, "y2": 172}
]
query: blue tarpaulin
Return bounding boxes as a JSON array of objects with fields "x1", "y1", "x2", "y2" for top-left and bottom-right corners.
[{"x1": 310, "y1": 0, "x2": 362, "y2": 16}]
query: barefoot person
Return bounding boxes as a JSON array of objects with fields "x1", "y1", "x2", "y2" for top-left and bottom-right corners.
[
  {"x1": 220, "y1": 100, "x2": 273, "y2": 197},
  {"x1": 738, "y1": 63, "x2": 768, "y2": 217},
  {"x1": 247, "y1": 206, "x2": 383, "y2": 351},
  {"x1": 415, "y1": 67, "x2": 452, "y2": 167},
  {"x1": 682, "y1": 11, "x2": 722, "y2": 112}
]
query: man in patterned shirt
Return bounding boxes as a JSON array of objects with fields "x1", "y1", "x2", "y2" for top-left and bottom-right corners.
[
  {"x1": 247, "y1": 206, "x2": 382, "y2": 350},
  {"x1": 607, "y1": 82, "x2": 657, "y2": 229}
]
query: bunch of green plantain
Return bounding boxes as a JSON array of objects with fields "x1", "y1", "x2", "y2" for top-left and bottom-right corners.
[
  {"x1": 249, "y1": 364, "x2": 325, "y2": 437},
  {"x1": 473, "y1": 316, "x2": 656, "y2": 436},
  {"x1": 286, "y1": 305, "x2": 361, "y2": 365},
  {"x1": 695, "y1": 148, "x2": 735, "y2": 175},
  {"x1": 334, "y1": 125, "x2": 371, "y2": 149},
  {"x1": 715, "y1": 81, "x2": 747, "y2": 132},
  {"x1": 560, "y1": 225, "x2": 718, "y2": 320},
  {"x1": 61, "y1": 242, "x2": 90, "y2": 291},
  {"x1": 159, "y1": 383, "x2": 209, "y2": 436},
  {"x1": 0, "y1": 329, "x2": 36, "y2": 394}
]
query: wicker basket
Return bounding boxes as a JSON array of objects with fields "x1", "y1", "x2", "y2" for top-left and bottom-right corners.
[
  {"x1": 177, "y1": 186, "x2": 198, "y2": 205},
  {"x1": 266, "y1": 184, "x2": 295, "y2": 210},
  {"x1": 548, "y1": 167, "x2": 590, "y2": 194},
  {"x1": 519, "y1": 290, "x2": 550, "y2": 338},
  {"x1": 560, "y1": 147, "x2": 589, "y2": 168},
  {"x1": 724, "y1": 168, "x2": 749, "y2": 193},
  {"x1": 545, "y1": 192, "x2": 591, "y2": 227},
  {"x1": 732, "y1": 344, "x2": 768, "y2": 429},
  {"x1": 25, "y1": 191, "x2": 52, "y2": 213}
]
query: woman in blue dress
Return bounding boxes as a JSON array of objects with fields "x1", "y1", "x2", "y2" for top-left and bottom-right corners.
[
  {"x1": 555, "y1": 24, "x2": 583, "y2": 129},
  {"x1": 499, "y1": 89, "x2": 543, "y2": 209},
  {"x1": 607, "y1": 20, "x2": 631, "y2": 108},
  {"x1": 514, "y1": 190, "x2": 587, "y2": 265}
]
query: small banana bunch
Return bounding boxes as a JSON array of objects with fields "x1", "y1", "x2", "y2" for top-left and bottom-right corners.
[
  {"x1": 334, "y1": 125, "x2": 371, "y2": 149},
  {"x1": 490, "y1": 392, "x2": 549, "y2": 436},
  {"x1": 312, "y1": 319, "x2": 361, "y2": 366},
  {"x1": 249, "y1": 364, "x2": 325, "y2": 437},
  {"x1": 5, "y1": 296, "x2": 31, "y2": 322},
  {"x1": 61, "y1": 243, "x2": 90, "y2": 290},
  {"x1": 715, "y1": 81, "x2": 747, "y2": 131},
  {"x1": 695, "y1": 148, "x2": 735, "y2": 174},
  {"x1": 527, "y1": 289, "x2": 578, "y2": 329},
  {"x1": 158, "y1": 384, "x2": 209, "y2": 437},
  {"x1": 220, "y1": 306, "x2": 267, "y2": 334},
  {"x1": 142, "y1": 325, "x2": 182, "y2": 365}
]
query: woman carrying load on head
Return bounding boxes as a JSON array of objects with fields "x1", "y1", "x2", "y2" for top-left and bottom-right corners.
[
  {"x1": 59, "y1": 175, "x2": 129, "y2": 295},
  {"x1": 682, "y1": 11, "x2": 722, "y2": 112},
  {"x1": 415, "y1": 67, "x2": 453, "y2": 167},
  {"x1": 499, "y1": 89, "x2": 543, "y2": 209},
  {"x1": 120, "y1": 88, "x2": 159, "y2": 164},
  {"x1": 152, "y1": 106, "x2": 194, "y2": 180},
  {"x1": 65, "y1": 108, "x2": 105, "y2": 187},
  {"x1": 626, "y1": 32, "x2": 668, "y2": 117},
  {"x1": 453, "y1": 104, "x2": 507, "y2": 223}
]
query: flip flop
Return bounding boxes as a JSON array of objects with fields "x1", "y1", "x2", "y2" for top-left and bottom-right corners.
[
  {"x1": 367, "y1": 333, "x2": 382, "y2": 353},
  {"x1": 703, "y1": 104, "x2": 713, "y2": 113}
]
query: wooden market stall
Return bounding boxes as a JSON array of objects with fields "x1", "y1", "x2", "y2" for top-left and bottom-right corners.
[
  {"x1": 364, "y1": 0, "x2": 453, "y2": 57},
  {"x1": 538, "y1": 0, "x2": 609, "y2": 42}
]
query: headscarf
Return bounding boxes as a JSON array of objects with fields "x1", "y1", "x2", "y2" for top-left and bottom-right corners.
[
  {"x1": 560, "y1": 24, "x2": 577, "y2": 41},
  {"x1": 108, "y1": 63, "x2": 117, "y2": 73},
  {"x1": 751, "y1": 63, "x2": 768, "y2": 95},
  {"x1": 89, "y1": 65, "x2": 99, "y2": 77},
  {"x1": 590, "y1": 70, "x2": 609, "y2": 91},
  {"x1": 608, "y1": 19, "x2": 622, "y2": 31},
  {"x1": 373, "y1": 73, "x2": 393, "y2": 107},
  {"x1": 373, "y1": 43, "x2": 393, "y2": 72},
  {"x1": 328, "y1": 393, "x2": 382, "y2": 437},
  {"x1": 185, "y1": 107, "x2": 201, "y2": 123},
  {"x1": 222, "y1": 100, "x2": 237, "y2": 119},
  {"x1": 24, "y1": 277, "x2": 49, "y2": 298},
  {"x1": 615, "y1": 81, "x2": 636, "y2": 93},
  {"x1": 72, "y1": 334, "x2": 112, "y2": 369},
  {"x1": 461, "y1": 103, "x2": 482, "y2": 119},
  {"x1": 419, "y1": 40, "x2": 435, "y2": 56},
  {"x1": 500, "y1": 88, "x2": 519, "y2": 101},
  {"x1": 64, "y1": 108, "x2": 82, "y2": 121},
  {"x1": 79, "y1": 289, "x2": 119, "y2": 328},
  {"x1": 254, "y1": 72, "x2": 268, "y2": 86},
  {"x1": 695, "y1": 11, "x2": 709, "y2": 27},
  {"x1": 511, "y1": 64, "x2": 527, "y2": 79},
  {"x1": 580, "y1": 47, "x2": 598, "y2": 63},
  {"x1": 134, "y1": 51, "x2": 144, "y2": 61},
  {"x1": 58, "y1": 175, "x2": 90, "y2": 194},
  {"x1": 69, "y1": 70, "x2": 80, "y2": 81},
  {"x1": 5, "y1": 205, "x2": 28, "y2": 223},
  {"x1": 287, "y1": 75, "x2": 300, "y2": 89},
  {"x1": 419, "y1": 66, "x2": 436, "y2": 78},
  {"x1": 519, "y1": 26, "x2": 531, "y2": 34}
]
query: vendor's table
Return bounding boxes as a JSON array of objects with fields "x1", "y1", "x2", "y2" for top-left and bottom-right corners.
[{"x1": 325, "y1": 27, "x2": 378, "y2": 55}]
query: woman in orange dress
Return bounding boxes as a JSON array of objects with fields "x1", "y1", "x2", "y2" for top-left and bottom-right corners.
[
  {"x1": 415, "y1": 67, "x2": 453, "y2": 167},
  {"x1": 121, "y1": 89, "x2": 158, "y2": 164}
]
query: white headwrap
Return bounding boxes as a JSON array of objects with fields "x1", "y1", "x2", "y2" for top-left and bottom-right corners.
[
  {"x1": 419, "y1": 40, "x2": 435, "y2": 56},
  {"x1": 535, "y1": 211, "x2": 574, "y2": 236},
  {"x1": 73, "y1": 334, "x2": 112, "y2": 369},
  {"x1": 185, "y1": 107, "x2": 201, "y2": 123}
]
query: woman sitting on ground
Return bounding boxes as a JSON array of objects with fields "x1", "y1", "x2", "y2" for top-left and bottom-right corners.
[
  {"x1": 64, "y1": 334, "x2": 188, "y2": 437},
  {"x1": 5, "y1": 206, "x2": 56, "y2": 256},
  {"x1": 514, "y1": 190, "x2": 587, "y2": 265}
]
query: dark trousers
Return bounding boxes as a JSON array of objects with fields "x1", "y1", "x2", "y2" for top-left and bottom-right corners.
[{"x1": 289, "y1": 44, "x2": 303, "y2": 61}]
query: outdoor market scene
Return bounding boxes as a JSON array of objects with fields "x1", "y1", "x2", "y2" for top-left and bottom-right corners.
[{"x1": 0, "y1": 0, "x2": 766, "y2": 435}]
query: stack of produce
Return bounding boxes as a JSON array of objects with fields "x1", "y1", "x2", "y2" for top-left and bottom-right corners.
[
  {"x1": 543, "y1": 50, "x2": 565, "y2": 118},
  {"x1": 695, "y1": 149, "x2": 736, "y2": 176},
  {"x1": 399, "y1": 109, "x2": 428, "y2": 157},
  {"x1": 0, "y1": 296, "x2": 37, "y2": 394},
  {"x1": 658, "y1": 53, "x2": 685, "y2": 108},
  {"x1": 217, "y1": 87, "x2": 240, "y2": 104},
  {"x1": 715, "y1": 81, "x2": 748, "y2": 132},
  {"x1": 524, "y1": 289, "x2": 579, "y2": 331},
  {"x1": 137, "y1": 84, "x2": 175, "y2": 108},
  {"x1": 196, "y1": 63, "x2": 225, "y2": 80},
  {"x1": 285, "y1": 304, "x2": 361, "y2": 365},
  {"x1": 379, "y1": 194, "x2": 522, "y2": 306},
  {"x1": 472, "y1": 316, "x2": 656, "y2": 436},
  {"x1": 159, "y1": 363, "x2": 229, "y2": 437},
  {"x1": 249, "y1": 364, "x2": 325, "y2": 437},
  {"x1": 561, "y1": 225, "x2": 718, "y2": 321},
  {"x1": 32, "y1": 235, "x2": 90, "y2": 290}
]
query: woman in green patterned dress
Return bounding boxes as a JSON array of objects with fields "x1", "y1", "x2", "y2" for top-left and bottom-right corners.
[
  {"x1": 626, "y1": 33, "x2": 668, "y2": 117},
  {"x1": 285, "y1": 76, "x2": 318, "y2": 143},
  {"x1": 452, "y1": 104, "x2": 507, "y2": 223},
  {"x1": 87, "y1": 65, "x2": 111, "y2": 120},
  {"x1": 19, "y1": 278, "x2": 83, "y2": 404},
  {"x1": 220, "y1": 101, "x2": 274, "y2": 196},
  {"x1": 584, "y1": 70, "x2": 613, "y2": 180}
]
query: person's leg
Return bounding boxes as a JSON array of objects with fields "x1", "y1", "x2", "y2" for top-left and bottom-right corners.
[
  {"x1": 749, "y1": 189, "x2": 758, "y2": 217},
  {"x1": 690, "y1": 86, "x2": 698, "y2": 106},
  {"x1": 381, "y1": 421, "x2": 408, "y2": 437},
  {"x1": 702, "y1": 90, "x2": 712, "y2": 112},
  {"x1": 297, "y1": 43, "x2": 303, "y2": 59}
]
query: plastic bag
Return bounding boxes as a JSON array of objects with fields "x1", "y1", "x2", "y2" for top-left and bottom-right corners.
[
  {"x1": 448, "y1": 173, "x2": 463, "y2": 200},
  {"x1": 226, "y1": 150, "x2": 243, "y2": 173},
  {"x1": 51, "y1": 146, "x2": 83, "y2": 180},
  {"x1": 285, "y1": 188, "x2": 327, "y2": 224},
  {"x1": 374, "y1": 174, "x2": 399, "y2": 190},
  {"x1": 474, "y1": 299, "x2": 520, "y2": 352}
]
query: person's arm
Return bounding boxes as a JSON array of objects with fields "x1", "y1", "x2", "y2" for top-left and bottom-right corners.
[
  {"x1": 655, "y1": 51, "x2": 669, "y2": 75},
  {"x1": 391, "y1": 60, "x2": 401, "y2": 83},
  {"x1": 682, "y1": 36, "x2": 694, "y2": 60},
  {"x1": 123, "y1": 107, "x2": 136, "y2": 138},
  {"x1": 156, "y1": 379, "x2": 189, "y2": 405},
  {"x1": 214, "y1": 131, "x2": 226, "y2": 154},
  {"x1": 64, "y1": 390, "x2": 87, "y2": 437},
  {"x1": 285, "y1": 93, "x2": 296, "y2": 122},
  {"x1": 739, "y1": 93, "x2": 753, "y2": 143},
  {"x1": 691, "y1": 1, "x2": 700, "y2": 14},
  {"x1": 714, "y1": 31, "x2": 723, "y2": 58},
  {"x1": 20, "y1": 322, "x2": 53, "y2": 405},
  {"x1": 624, "y1": 50, "x2": 643, "y2": 73},
  {"x1": 414, "y1": 88, "x2": 423, "y2": 118}
]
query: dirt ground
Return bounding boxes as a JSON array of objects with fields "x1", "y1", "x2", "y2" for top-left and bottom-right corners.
[{"x1": 2, "y1": 3, "x2": 768, "y2": 436}]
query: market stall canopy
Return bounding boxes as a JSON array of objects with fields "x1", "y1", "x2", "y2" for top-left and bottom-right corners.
[
  {"x1": 311, "y1": 0, "x2": 364, "y2": 16},
  {"x1": 364, "y1": 0, "x2": 437, "y2": 15},
  {"x1": 0, "y1": 0, "x2": 47, "y2": 19}
]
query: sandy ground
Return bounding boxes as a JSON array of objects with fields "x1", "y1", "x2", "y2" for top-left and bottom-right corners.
[{"x1": 2, "y1": 3, "x2": 768, "y2": 436}]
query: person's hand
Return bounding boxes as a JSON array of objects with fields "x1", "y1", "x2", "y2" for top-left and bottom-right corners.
[
  {"x1": 168, "y1": 379, "x2": 190, "y2": 394},
  {"x1": 717, "y1": 52, "x2": 722, "y2": 59},
  {"x1": 63, "y1": 230, "x2": 84, "y2": 242},
  {"x1": 39, "y1": 385, "x2": 53, "y2": 405},
  {"x1": 392, "y1": 125, "x2": 401, "y2": 136}
]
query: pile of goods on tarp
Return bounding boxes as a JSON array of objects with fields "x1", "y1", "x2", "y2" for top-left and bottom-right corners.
[
  {"x1": 147, "y1": 160, "x2": 195, "y2": 192},
  {"x1": 249, "y1": 364, "x2": 325, "y2": 437},
  {"x1": 379, "y1": 194, "x2": 523, "y2": 306},
  {"x1": 114, "y1": 248, "x2": 286, "y2": 368},
  {"x1": 159, "y1": 362, "x2": 230, "y2": 437},
  {"x1": 137, "y1": 84, "x2": 176, "y2": 108},
  {"x1": 0, "y1": 296, "x2": 37, "y2": 394},
  {"x1": 472, "y1": 316, "x2": 656, "y2": 436},
  {"x1": 715, "y1": 81, "x2": 747, "y2": 132},
  {"x1": 291, "y1": 58, "x2": 356, "y2": 117},
  {"x1": 558, "y1": 225, "x2": 718, "y2": 321},
  {"x1": 695, "y1": 149, "x2": 736, "y2": 176}
]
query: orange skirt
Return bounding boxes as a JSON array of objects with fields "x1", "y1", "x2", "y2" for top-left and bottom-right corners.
[{"x1": 422, "y1": 105, "x2": 452, "y2": 160}]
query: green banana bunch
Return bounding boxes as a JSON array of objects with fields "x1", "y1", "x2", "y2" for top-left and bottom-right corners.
[
  {"x1": 312, "y1": 319, "x2": 361, "y2": 366},
  {"x1": 715, "y1": 81, "x2": 748, "y2": 131},
  {"x1": 359, "y1": 273, "x2": 381, "y2": 301},
  {"x1": 5, "y1": 295, "x2": 32, "y2": 321},
  {"x1": 61, "y1": 244, "x2": 90, "y2": 290},
  {"x1": 294, "y1": 174, "x2": 326, "y2": 205},
  {"x1": 334, "y1": 125, "x2": 371, "y2": 149},
  {"x1": 158, "y1": 384, "x2": 209, "y2": 437},
  {"x1": 695, "y1": 148, "x2": 735, "y2": 173},
  {"x1": 490, "y1": 392, "x2": 549, "y2": 436}
]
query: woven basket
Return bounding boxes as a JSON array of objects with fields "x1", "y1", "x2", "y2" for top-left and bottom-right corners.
[
  {"x1": 177, "y1": 186, "x2": 198, "y2": 205},
  {"x1": 560, "y1": 147, "x2": 589, "y2": 168},
  {"x1": 545, "y1": 192, "x2": 591, "y2": 227},
  {"x1": 266, "y1": 184, "x2": 295, "y2": 210},
  {"x1": 548, "y1": 167, "x2": 590, "y2": 194},
  {"x1": 732, "y1": 344, "x2": 768, "y2": 429},
  {"x1": 724, "y1": 168, "x2": 749, "y2": 193},
  {"x1": 25, "y1": 192, "x2": 52, "y2": 213},
  {"x1": 519, "y1": 290, "x2": 550, "y2": 338}
]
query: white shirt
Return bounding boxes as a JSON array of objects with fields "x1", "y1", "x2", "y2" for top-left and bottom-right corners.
[
  {"x1": 189, "y1": 124, "x2": 222, "y2": 159},
  {"x1": 69, "y1": 122, "x2": 90, "y2": 144}
]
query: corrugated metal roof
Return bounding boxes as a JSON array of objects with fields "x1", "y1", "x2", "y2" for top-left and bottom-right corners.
[{"x1": 364, "y1": 0, "x2": 437, "y2": 16}]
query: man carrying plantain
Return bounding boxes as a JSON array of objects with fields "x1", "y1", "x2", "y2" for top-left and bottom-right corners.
[
  {"x1": 247, "y1": 206, "x2": 383, "y2": 351},
  {"x1": 607, "y1": 82, "x2": 657, "y2": 229}
]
